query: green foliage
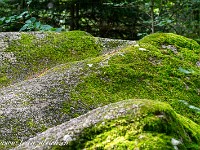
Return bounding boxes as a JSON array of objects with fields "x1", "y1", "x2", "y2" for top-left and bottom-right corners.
[
  {"x1": 0, "y1": 0, "x2": 63, "y2": 32},
  {"x1": 19, "y1": 17, "x2": 63, "y2": 32},
  {"x1": 0, "y1": 0, "x2": 199, "y2": 40}
]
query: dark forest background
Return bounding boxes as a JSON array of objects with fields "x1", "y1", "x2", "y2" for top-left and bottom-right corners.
[{"x1": 0, "y1": 0, "x2": 199, "y2": 42}]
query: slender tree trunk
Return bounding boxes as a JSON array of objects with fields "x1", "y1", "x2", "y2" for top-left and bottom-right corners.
[
  {"x1": 150, "y1": 0, "x2": 155, "y2": 33},
  {"x1": 21, "y1": 0, "x2": 26, "y2": 23},
  {"x1": 75, "y1": 3, "x2": 79, "y2": 29},
  {"x1": 99, "y1": 3, "x2": 104, "y2": 37},
  {"x1": 193, "y1": 3, "x2": 200, "y2": 36},
  {"x1": 70, "y1": 3, "x2": 75, "y2": 30}
]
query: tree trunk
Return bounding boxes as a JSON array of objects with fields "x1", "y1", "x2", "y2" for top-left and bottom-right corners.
[
  {"x1": 75, "y1": 3, "x2": 80, "y2": 29},
  {"x1": 70, "y1": 3, "x2": 75, "y2": 30},
  {"x1": 150, "y1": 0, "x2": 155, "y2": 33}
]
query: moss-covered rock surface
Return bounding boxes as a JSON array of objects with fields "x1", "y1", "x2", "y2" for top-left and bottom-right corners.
[
  {"x1": 0, "y1": 31, "x2": 199, "y2": 149},
  {"x1": 13, "y1": 99, "x2": 200, "y2": 150}
]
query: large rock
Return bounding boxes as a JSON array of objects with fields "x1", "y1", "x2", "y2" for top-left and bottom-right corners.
[
  {"x1": 0, "y1": 31, "x2": 135, "y2": 87},
  {"x1": 0, "y1": 31, "x2": 199, "y2": 149},
  {"x1": 0, "y1": 31, "x2": 136, "y2": 149},
  {"x1": 13, "y1": 99, "x2": 200, "y2": 150}
]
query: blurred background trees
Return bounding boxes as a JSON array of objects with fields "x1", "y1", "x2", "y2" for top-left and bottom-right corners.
[{"x1": 0, "y1": 0, "x2": 199, "y2": 42}]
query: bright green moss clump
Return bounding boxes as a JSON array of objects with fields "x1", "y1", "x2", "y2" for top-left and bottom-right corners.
[
  {"x1": 0, "y1": 74, "x2": 10, "y2": 86},
  {"x1": 53, "y1": 100, "x2": 200, "y2": 150},
  {"x1": 139, "y1": 33, "x2": 200, "y2": 50},
  {"x1": 0, "y1": 31, "x2": 101, "y2": 87}
]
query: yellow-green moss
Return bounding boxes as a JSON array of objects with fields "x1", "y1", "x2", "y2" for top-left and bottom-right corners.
[
  {"x1": 139, "y1": 33, "x2": 200, "y2": 50},
  {"x1": 1, "y1": 32, "x2": 200, "y2": 149},
  {"x1": 0, "y1": 31, "x2": 102, "y2": 88},
  {"x1": 0, "y1": 75, "x2": 10, "y2": 86},
  {"x1": 53, "y1": 100, "x2": 200, "y2": 150},
  {"x1": 68, "y1": 33, "x2": 200, "y2": 124}
]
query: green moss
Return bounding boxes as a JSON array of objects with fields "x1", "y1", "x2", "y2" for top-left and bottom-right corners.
[
  {"x1": 68, "y1": 33, "x2": 200, "y2": 124},
  {"x1": 0, "y1": 31, "x2": 102, "y2": 88},
  {"x1": 53, "y1": 100, "x2": 200, "y2": 149},
  {"x1": 139, "y1": 33, "x2": 200, "y2": 50},
  {"x1": 1, "y1": 32, "x2": 200, "y2": 148},
  {"x1": 0, "y1": 75, "x2": 10, "y2": 86}
]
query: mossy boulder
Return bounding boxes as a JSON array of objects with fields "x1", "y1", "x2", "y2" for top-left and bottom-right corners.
[
  {"x1": 0, "y1": 32, "x2": 199, "y2": 149},
  {"x1": 13, "y1": 99, "x2": 200, "y2": 150},
  {"x1": 139, "y1": 33, "x2": 199, "y2": 50},
  {"x1": 0, "y1": 31, "x2": 134, "y2": 88},
  {"x1": 0, "y1": 31, "x2": 102, "y2": 87},
  {"x1": 70, "y1": 33, "x2": 200, "y2": 123}
]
